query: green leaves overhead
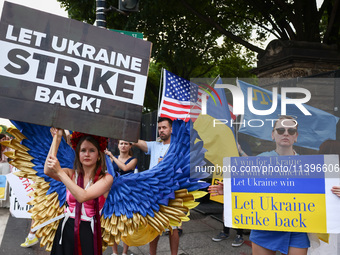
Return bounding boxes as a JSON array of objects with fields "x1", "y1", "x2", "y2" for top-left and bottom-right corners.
[{"x1": 56, "y1": 0, "x2": 340, "y2": 111}]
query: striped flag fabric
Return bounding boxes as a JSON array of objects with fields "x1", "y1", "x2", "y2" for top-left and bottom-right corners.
[
  {"x1": 228, "y1": 103, "x2": 237, "y2": 120},
  {"x1": 159, "y1": 69, "x2": 205, "y2": 121}
]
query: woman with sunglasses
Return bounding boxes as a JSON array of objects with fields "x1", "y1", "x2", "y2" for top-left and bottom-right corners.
[{"x1": 250, "y1": 115, "x2": 310, "y2": 255}]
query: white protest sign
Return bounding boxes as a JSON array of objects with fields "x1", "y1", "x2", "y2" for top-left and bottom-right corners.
[{"x1": 0, "y1": 2, "x2": 152, "y2": 141}]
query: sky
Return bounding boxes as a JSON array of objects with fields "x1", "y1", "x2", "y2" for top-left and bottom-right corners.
[{"x1": 0, "y1": 0, "x2": 68, "y2": 17}]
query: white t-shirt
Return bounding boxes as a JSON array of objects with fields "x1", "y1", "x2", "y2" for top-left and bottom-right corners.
[{"x1": 145, "y1": 141, "x2": 170, "y2": 169}]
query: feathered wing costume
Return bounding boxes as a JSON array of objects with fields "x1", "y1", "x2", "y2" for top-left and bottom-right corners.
[
  {"x1": 2, "y1": 121, "x2": 74, "y2": 250},
  {"x1": 1, "y1": 120, "x2": 209, "y2": 251}
]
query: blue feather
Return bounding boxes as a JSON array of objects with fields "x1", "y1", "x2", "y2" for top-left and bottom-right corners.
[
  {"x1": 11, "y1": 121, "x2": 70, "y2": 206},
  {"x1": 100, "y1": 120, "x2": 209, "y2": 221}
]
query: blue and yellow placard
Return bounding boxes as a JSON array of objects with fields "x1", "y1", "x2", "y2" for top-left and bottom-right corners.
[
  {"x1": 0, "y1": 175, "x2": 7, "y2": 200},
  {"x1": 223, "y1": 154, "x2": 340, "y2": 233}
]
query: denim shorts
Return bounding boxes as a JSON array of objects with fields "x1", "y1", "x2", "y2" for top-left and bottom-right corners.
[{"x1": 250, "y1": 230, "x2": 310, "y2": 254}]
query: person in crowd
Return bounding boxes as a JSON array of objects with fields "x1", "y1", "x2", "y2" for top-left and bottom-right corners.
[
  {"x1": 21, "y1": 129, "x2": 72, "y2": 249},
  {"x1": 0, "y1": 134, "x2": 10, "y2": 163},
  {"x1": 209, "y1": 115, "x2": 309, "y2": 255},
  {"x1": 105, "y1": 140, "x2": 137, "y2": 176},
  {"x1": 105, "y1": 140, "x2": 137, "y2": 255},
  {"x1": 133, "y1": 117, "x2": 179, "y2": 255},
  {"x1": 211, "y1": 221, "x2": 245, "y2": 247},
  {"x1": 211, "y1": 143, "x2": 247, "y2": 247},
  {"x1": 248, "y1": 115, "x2": 309, "y2": 255},
  {"x1": 20, "y1": 220, "x2": 39, "y2": 248},
  {"x1": 319, "y1": 140, "x2": 340, "y2": 197},
  {"x1": 0, "y1": 134, "x2": 4, "y2": 161},
  {"x1": 45, "y1": 128, "x2": 113, "y2": 255},
  {"x1": 310, "y1": 139, "x2": 340, "y2": 254}
]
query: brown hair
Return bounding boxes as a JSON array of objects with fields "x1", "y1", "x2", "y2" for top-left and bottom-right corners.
[
  {"x1": 319, "y1": 140, "x2": 340, "y2": 156},
  {"x1": 273, "y1": 115, "x2": 298, "y2": 131},
  {"x1": 0, "y1": 134, "x2": 4, "y2": 159},
  {"x1": 158, "y1": 117, "x2": 173, "y2": 127},
  {"x1": 73, "y1": 135, "x2": 106, "y2": 178},
  {"x1": 118, "y1": 140, "x2": 133, "y2": 157}
]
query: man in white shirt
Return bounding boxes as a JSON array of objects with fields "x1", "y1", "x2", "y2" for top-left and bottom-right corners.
[{"x1": 134, "y1": 117, "x2": 179, "y2": 255}]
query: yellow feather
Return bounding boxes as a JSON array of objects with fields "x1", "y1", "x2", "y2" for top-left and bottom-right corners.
[
  {"x1": 183, "y1": 201, "x2": 200, "y2": 209},
  {"x1": 189, "y1": 190, "x2": 207, "y2": 199}
]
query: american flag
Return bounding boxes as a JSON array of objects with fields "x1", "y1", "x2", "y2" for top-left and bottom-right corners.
[
  {"x1": 228, "y1": 103, "x2": 237, "y2": 120},
  {"x1": 159, "y1": 69, "x2": 205, "y2": 122}
]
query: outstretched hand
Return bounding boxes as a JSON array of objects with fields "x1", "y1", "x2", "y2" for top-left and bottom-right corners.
[
  {"x1": 104, "y1": 148, "x2": 113, "y2": 157},
  {"x1": 331, "y1": 186, "x2": 340, "y2": 198},
  {"x1": 208, "y1": 181, "x2": 224, "y2": 196}
]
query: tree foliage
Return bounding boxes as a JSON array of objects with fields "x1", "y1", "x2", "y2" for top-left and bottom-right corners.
[
  {"x1": 57, "y1": 0, "x2": 339, "y2": 110},
  {"x1": 178, "y1": 0, "x2": 340, "y2": 51}
]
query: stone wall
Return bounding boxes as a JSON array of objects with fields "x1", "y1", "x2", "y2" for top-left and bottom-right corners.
[{"x1": 252, "y1": 40, "x2": 340, "y2": 79}]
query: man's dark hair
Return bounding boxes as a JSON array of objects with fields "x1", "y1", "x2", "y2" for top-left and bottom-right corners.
[{"x1": 157, "y1": 117, "x2": 173, "y2": 127}]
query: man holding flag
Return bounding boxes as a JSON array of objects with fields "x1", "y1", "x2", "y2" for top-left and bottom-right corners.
[{"x1": 158, "y1": 71, "x2": 247, "y2": 247}]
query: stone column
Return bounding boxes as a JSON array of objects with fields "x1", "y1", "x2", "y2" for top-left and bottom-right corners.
[{"x1": 252, "y1": 40, "x2": 340, "y2": 79}]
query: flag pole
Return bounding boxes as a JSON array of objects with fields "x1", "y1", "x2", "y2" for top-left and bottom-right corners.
[
  {"x1": 156, "y1": 68, "x2": 164, "y2": 138},
  {"x1": 157, "y1": 68, "x2": 164, "y2": 114},
  {"x1": 235, "y1": 77, "x2": 242, "y2": 145},
  {"x1": 211, "y1": 74, "x2": 220, "y2": 86},
  {"x1": 184, "y1": 75, "x2": 220, "y2": 121}
]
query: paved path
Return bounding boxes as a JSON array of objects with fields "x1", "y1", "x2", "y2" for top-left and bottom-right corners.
[
  {"x1": 0, "y1": 208, "x2": 9, "y2": 245},
  {"x1": 0, "y1": 207, "x2": 254, "y2": 255}
]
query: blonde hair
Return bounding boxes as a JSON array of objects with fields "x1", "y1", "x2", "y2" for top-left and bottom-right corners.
[{"x1": 273, "y1": 115, "x2": 298, "y2": 131}]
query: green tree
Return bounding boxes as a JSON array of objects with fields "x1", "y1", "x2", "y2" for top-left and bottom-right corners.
[
  {"x1": 181, "y1": 0, "x2": 340, "y2": 50},
  {"x1": 58, "y1": 0, "x2": 257, "y2": 110},
  {"x1": 57, "y1": 0, "x2": 340, "y2": 57},
  {"x1": 62, "y1": 0, "x2": 340, "y2": 109}
]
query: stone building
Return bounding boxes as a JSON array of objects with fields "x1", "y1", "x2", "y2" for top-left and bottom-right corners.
[{"x1": 238, "y1": 40, "x2": 340, "y2": 155}]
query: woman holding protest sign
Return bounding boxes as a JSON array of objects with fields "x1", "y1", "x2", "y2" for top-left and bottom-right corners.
[
  {"x1": 45, "y1": 128, "x2": 113, "y2": 255},
  {"x1": 209, "y1": 115, "x2": 309, "y2": 255},
  {"x1": 250, "y1": 115, "x2": 309, "y2": 255},
  {"x1": 104, "y1": 140, "x2": 137, "y2": 255}
]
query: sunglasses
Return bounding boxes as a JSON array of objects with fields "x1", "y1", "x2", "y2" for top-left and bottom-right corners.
[{"x1": 275, "y1": 128, "x2": 297, "y2": 135}]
